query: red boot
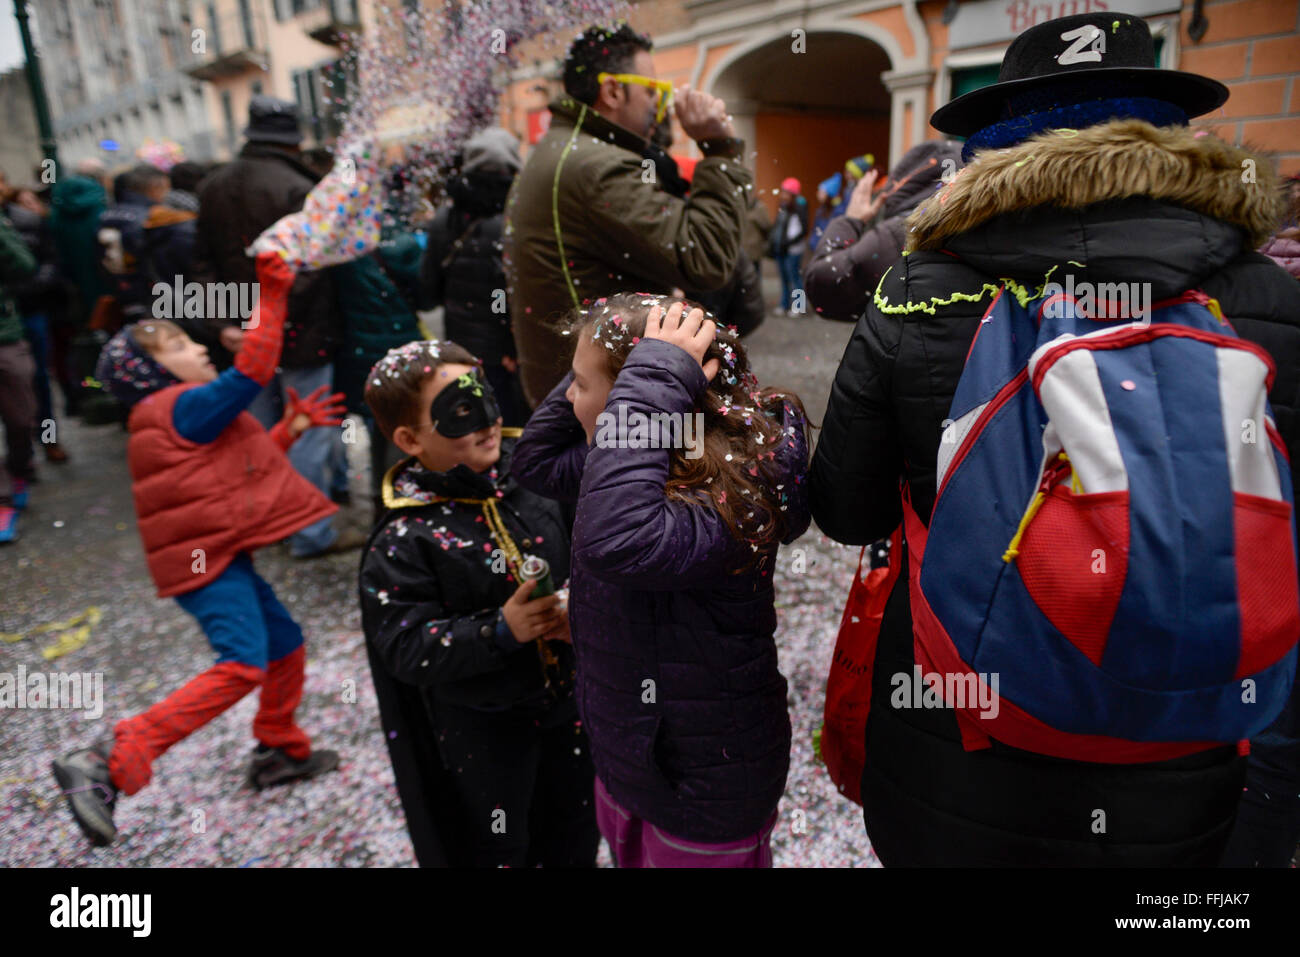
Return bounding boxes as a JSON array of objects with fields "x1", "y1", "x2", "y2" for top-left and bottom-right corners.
[
  {"x1": 252, "y1": 645, "x2": 311, "y2": 760},
  {"x1": 110, "y1": 661, "x2": 264, "y2": 795}
]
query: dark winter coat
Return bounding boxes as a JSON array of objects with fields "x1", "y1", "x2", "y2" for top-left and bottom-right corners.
[
  {"x1": 0, "y1": 215, "x2": 37, "y2": 343},
  {"x1": 48, "y1": 175, "x2": 108, "y2": 324},
  {"x1": 769, "y1": 197, "x2": 809, "y2": 258},
  {"x1": 143, "y1": 205, "x2": 198, "y2": 285},
  {"x1": 97, "y1": 193, "x2": 155, "y2": 317},
  {"x1": 192, "y1": 143, "x2": 341, "y2": 369},
  {"x1": 643, "y1": 149, "x2": 766, "y2": 339},
  {"x1": 144, "y1": 205, "x2": 214, "y2": 361},
  {"x1": 809, "y1": 119, "x2": 1300, "y2": 866},
  {"x1": 333, "y1": 234, "x2": 423, "y2": 413},
  {"x1": 99, "y1": 196, "x2": 199, "y2": 326},
  {"x1": 804, "y1": 140, "x2": 962, "y2": 322},
  {"x1": 743, "y1": 200, "x2": 772, "y2": 265},
  {"x1": 422, "y1": 173, "x2": 515, "y2": 366},
  {"x1": 513, "y1": 339, "x2": 811, "y2": 842},
  {"x1": 692, "y1": 252, "x2": 766, "y2": 338},
  {"x1": 504, "y1": 95, "x2": 752, "y2": 405},
  {"x1": 359, "y1": 436, "x2": 578, "y2": 866},
  {"x1": 4, "y1": 203, "x2": 64, "y2": 318}
]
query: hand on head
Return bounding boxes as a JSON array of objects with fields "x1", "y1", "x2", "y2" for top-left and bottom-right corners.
[{"x1": 644, "y1": 300, "x2": 720, "y2": 381}]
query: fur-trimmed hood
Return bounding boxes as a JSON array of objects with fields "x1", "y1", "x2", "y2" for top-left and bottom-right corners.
[{"x1": 908, "y1": 120, "x2": 1284, "y2": 252}]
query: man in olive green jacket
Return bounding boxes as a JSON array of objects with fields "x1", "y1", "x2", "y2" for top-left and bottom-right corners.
[{"x1": 503, "y1": 23, "x2": 753, "y2": 405}]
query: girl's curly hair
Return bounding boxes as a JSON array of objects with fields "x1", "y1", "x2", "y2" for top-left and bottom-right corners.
[{"x1": 567, "y1": 292, "x2": 811, "y2": 565}]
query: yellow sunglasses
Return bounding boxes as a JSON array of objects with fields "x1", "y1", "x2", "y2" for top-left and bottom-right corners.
[{"x1": 597, "y1": 72, "x2": 674, "y2": 124}]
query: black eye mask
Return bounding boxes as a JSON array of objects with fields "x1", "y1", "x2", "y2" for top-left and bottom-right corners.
[{"x1": 430, "y1": 371, "x2": 500, "y2": 438}]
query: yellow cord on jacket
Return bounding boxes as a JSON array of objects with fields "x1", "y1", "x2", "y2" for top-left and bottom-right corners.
[
  {"x1": 552, "y1": 102, "x2": 588, "y2": 311},
  {"x1": 379, "y1": 456, "x2": 560, "y2": 669},
  {"x1": 443, "y1": 496, "x2": 558, "y2": 669}
]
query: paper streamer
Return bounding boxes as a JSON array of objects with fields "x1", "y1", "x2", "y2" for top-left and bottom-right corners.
[
  {"x1": 1, "y1": 606, "x2": 103, "y2": 661},
  {"x1": 250, "y1": 141, "x2": 385, "y2": 269},
  {"x1": 250, "y1": 0, "x2": 633, "y2": 270}
]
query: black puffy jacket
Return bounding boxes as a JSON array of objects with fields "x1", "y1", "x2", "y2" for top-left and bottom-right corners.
[
  {"x1": 810, "y1": 120, "x2": 1300, "y2": 866},
  {"x1": 422, "y1": 173, "x2": 516, "y2": 366}
]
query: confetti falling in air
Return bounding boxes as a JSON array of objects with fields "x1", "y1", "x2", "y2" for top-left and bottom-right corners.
[{"x1": 252, "y1": 0, "x2": 631, "y2": 270}]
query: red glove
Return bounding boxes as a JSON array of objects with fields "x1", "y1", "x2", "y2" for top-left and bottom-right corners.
[
  {"x1": 269, "y1": 385, "x2": 347, "y2": 450},
  {"x1": 235, "y1": 251, "x2": 296, "y2": 386}
]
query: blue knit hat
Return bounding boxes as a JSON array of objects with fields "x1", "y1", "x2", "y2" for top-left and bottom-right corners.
[{"x1": 95, "y1": 325, "x2": 181, "y2": 409}]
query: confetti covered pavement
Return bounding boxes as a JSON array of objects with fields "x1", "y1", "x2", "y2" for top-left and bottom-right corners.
[{"x1": 1, "y1": 305, "x2": 881, "y2": 867}]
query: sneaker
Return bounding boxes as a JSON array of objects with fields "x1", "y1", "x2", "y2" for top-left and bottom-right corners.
[
  {"x1": 52, "y1": 742, "x2": 118, "y2": 846},
  {"x1": 245, "y1": 745, "x2": 340, "y2": 791},
  {"x1": 0, "y1": 506, "x2": 16, "y2": 544},
  {"x1": 44, "y1": 443, "x2": 69, "y2": 463},
  {"x1": 12, "y1": 479, "x2": 28, "y2": 510}
]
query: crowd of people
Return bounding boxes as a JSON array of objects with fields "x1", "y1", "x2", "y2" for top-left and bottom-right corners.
[{"x1": 5, "y1": 10, "x2": 1300, "y2": 867}]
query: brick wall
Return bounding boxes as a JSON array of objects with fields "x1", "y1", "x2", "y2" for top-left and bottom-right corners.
[
  {"x1": 1179, "y1": 0, "x2": 1300, "y2": 175},
  {"x1": 754, "y1": 112, "x2": 890, "y2": 216}
]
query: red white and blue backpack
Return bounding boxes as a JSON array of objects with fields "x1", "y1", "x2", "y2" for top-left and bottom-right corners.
[{"x1": 903, "y1": 285, "x2": 1300, "y2": 761}]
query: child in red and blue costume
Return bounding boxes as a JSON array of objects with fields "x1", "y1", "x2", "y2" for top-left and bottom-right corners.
[{"x1": 53, "y1": 252, "x2": 344, "y2": 847}]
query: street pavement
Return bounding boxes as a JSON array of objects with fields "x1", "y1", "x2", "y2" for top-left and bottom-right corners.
[{"x1": 0, "y1": 301, "x2": 880, "y2": 867}]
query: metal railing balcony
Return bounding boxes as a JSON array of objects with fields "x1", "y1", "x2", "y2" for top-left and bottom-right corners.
[
  {"x1": 186, "y1": 5, "x2": 270, "y2": 80},
  {"x1": 304, "y1": 0, "x2": 361, "y2": 46}
]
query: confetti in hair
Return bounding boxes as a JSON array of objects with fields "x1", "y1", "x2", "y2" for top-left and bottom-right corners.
[{"x1": 368, "y1": 339, "x2": 457, "y2": 384}]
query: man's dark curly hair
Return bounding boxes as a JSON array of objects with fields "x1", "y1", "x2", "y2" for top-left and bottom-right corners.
[{"x1": 563, "y1": 22, "x2": 653, "y2": 106}]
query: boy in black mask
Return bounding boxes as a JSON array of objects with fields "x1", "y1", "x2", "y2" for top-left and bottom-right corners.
[{"x1": 359, "y1": 339, "x2": 597, "y2": 867}]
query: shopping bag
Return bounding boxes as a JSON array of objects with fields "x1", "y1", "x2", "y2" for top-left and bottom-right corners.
[{"x1": 820, "y1": 528, "x2": 901, "y2": 804}]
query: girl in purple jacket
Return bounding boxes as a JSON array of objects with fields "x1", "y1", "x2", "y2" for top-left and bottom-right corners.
[{"x1": 513, "y1": 294, "x2": 810, "y2": 867}]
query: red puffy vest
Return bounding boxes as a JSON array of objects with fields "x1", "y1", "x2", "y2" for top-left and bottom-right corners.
[{"x1": 127, "y1": 383, "x2": 337, "y2": 597}]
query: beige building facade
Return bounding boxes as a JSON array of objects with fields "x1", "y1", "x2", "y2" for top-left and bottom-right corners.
[
  {"x1": 187, "y1": 0, "x2": 367, "y2": 159},
  {"x1": 31, "y1": 0, "x2": 376, "y2": 170},
  {"x1": 34, "y1": 0, "x2": 215, "y2": 168}
]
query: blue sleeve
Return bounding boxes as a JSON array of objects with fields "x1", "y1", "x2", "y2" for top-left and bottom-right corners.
[
  {"x1": 172, "y1": 366, "x2": 266, "y2": 444},
  {"x1": 492, "y1": 609, "x2": 527, "y2": 655}
]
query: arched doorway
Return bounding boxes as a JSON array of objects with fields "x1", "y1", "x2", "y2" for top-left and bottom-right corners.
[{"x1": 708, "y1": 31, "x2": 892, "y2": 217}]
